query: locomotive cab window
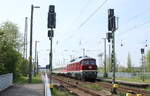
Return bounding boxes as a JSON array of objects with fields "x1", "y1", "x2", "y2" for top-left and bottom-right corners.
[{"x1": 81, "y1": 59, "x2": 96, "y2": 65}]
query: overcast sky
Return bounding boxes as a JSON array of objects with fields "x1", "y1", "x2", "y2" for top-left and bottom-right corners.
[{"x1": 1, "y1": 0, "x2": 150, "y2": 68}]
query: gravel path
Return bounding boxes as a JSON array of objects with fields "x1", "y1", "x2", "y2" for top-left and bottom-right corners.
[{"x1": 0, "y1": 84, "x2": 44, "y2": 96}]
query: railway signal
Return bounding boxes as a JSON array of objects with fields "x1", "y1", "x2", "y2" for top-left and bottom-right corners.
[
  {"x1": 141, "y1": 48, "x2": 144, "y2": 54},
  {"x1": 106, "y1": 32, "x2": 112, "y2": 43},
  {"x1": 48, "y1": 5, "x2": 56, "y2": 29},
  {"x1": 108, "y1": 9, "x2": 116, "y2": 32},
  {"x1": 141, "y1": 48, "x2": 145, "y2": 81},
  {"x1": 48, "y1": 30, "x2": 54, "y2": 38},
  {"x1": 47, "y1": 5, "x2": 56, "y2": 86},
  {"x1": 108, "y1": 9, "x2": 118, "y2": 94}
]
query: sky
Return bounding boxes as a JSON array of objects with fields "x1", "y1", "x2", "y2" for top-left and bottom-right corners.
[{"x1": 0, "y1": 0, "x2": 150, "y2": 68}]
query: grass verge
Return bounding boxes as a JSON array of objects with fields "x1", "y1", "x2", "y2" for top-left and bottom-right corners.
[
  {"x1": 14, "y1": 74, "x2": 42, "y2": 84},
  {"x1": 52, "y1": 87, "x2": 77, "y2": 96},
  {"x1": 116, "y1": 77, "x2": 150, "y2": 83}
]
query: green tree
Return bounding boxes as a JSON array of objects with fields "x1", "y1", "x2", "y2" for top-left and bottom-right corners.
[
  {"x1": 147, "y1": 50, "x2": 150, "y2": 72},
  {"x1": 0, "y1": 21, "x2": 28, "y2": 79},
  {"x1": 118, "y1": 66, "x2": 126, "y2": 72},
  {"x1": 20, "y1": 59, "x2": 29, "y2": 76},
  {"x1": 127, "y1": 53, "x2": 132, "y2": 72},
  {"x1": 0, "y1": 21, "x2": 23, "y2": 50},
  {"x1": 1, "y1": 42, "x2": 21, "y2": 77}
]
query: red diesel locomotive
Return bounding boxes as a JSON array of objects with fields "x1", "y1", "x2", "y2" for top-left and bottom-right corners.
[{"x1": 60, "y1": 56, "x2": 98, "y2": 81}]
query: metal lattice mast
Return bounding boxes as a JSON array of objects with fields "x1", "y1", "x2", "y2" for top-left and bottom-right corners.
[{"x1": 107, "y1": 9, "x2": 118, "y2": 94}]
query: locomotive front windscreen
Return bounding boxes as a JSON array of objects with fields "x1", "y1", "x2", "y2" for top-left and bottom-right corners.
[{"x1": 81, "y1": 59, "x2": 96, "y2": 65}]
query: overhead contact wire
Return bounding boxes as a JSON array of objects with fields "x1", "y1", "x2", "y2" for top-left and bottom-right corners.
[{"x1": 78, "y1": 0, "x2": 109, "y2": 29}]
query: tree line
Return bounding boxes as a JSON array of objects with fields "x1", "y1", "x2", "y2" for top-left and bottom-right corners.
[
  {"x1": 0, "y1": 21, "x2": 29, "y2": 80},
  {"x1": 125, "y1": 52, "x2": 150, "y2": 72},
  {"x1": 100, "y1": 52, "x2": 150, "y2": 73}
]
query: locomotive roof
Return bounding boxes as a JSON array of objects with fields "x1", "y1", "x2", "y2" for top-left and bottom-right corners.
[{"x1": 70, "y1": 56, "x2": 95, "y2": 63}]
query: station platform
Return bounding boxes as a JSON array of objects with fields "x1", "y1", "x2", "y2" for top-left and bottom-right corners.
[{"x1": 0, "y1": 83, "x2": 44, "y2": 96}]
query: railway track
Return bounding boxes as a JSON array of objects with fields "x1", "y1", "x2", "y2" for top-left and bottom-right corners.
[
  {"x1": 83, "y1": 79, "x2": 150, "y2": 96},
  {"x1": 52, "y1": 76, "x2": 112, "y2": 96},
  {"x1": 93, "y1": 82, "x2": 150, "y2": 96},
  {"x1": 52, "y1": 75, "x2": 150, "y2": 96}
]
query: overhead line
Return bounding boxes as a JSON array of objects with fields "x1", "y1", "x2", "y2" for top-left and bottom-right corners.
[
  {"x1": 64, "y1": 0, "x2": 91, "y2": 34},
  {"x1": 118, "y1": 7, "x2": 150, "y2": 38},
  {"x1": 78, "y1": 0, "x2": 109, "y2": 29},
  {"x1": 58, "y1": 0, "x2": 91, "y2": 42},
  {"x1": 117, "y1": 19, "x2": 150, "y2": 39},
  {"x1": 122, "y1": 8, "x2": 150, "y2": 26},
  {"x1": 63, "y1": 0, "x2": 109, "y2": 42}
]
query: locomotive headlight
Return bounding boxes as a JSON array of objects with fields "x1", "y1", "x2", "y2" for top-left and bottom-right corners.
[{"x1": 88, "y1": 66, "x2": 92, "y2": 69}]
